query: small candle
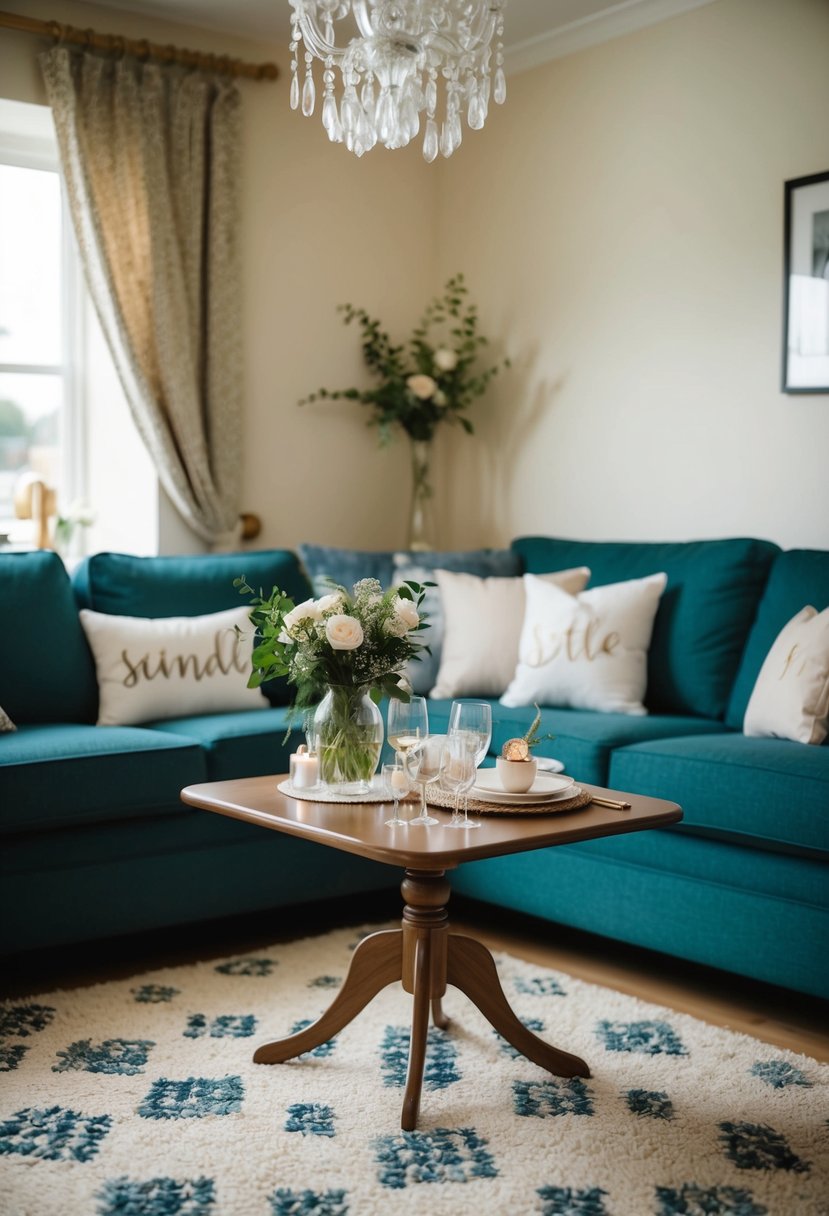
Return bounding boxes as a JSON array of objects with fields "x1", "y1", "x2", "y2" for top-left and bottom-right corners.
[
  {"x1": 291, "y1": 746, "x2": 319, "y2": 790},
  {"x1": 391, "y1": 768, "x2": 409, "y2": 794}
]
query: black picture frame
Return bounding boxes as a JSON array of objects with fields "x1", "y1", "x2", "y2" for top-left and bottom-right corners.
[{"x1": 782, "y1": 170, "x2": 829, "y2": 394}]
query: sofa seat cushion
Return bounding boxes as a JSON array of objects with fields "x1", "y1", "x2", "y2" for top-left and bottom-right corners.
[
  {"x1": 0, "y1": 724, "x2": 206, "y2": 834},
  {"x1": 0, "y1": 551, "x2": 98, "y2": 724},
  {"x1": 148, "y1": 708, "x2": 294, "y2": 781},
  {"x1": 610, "y1": 732, "x2": 829, "y2": 857},
  {"x1": 512, "y1": 536, "x2": 779, "y2": 720},
  {"x1": 426, "y1": 700, "x2": 727, "y2": 785}
]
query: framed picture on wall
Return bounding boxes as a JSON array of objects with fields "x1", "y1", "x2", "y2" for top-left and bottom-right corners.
[{"x1": 782, "y1": 170, "x2": 829, "y2": 393}]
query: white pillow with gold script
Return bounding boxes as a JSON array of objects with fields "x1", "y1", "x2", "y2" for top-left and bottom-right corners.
[
  {"x1": 79, "y1": 606, "x2": 266, "y2": 726},
  {"x1": 500, "y1": 572, "x2": 668, "y2": 715},
  {"x1": 743, "y1": 606, "x2": 829, "y2": 744},
  {"x1": 430, "y1": 567, "x2": 591, "y2": 699}
]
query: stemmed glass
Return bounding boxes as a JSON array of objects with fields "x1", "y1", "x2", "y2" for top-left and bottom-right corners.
[
  {"x1": 405, "y1": 735, "x2": 443, "y2": 826},
  {"x1": 447, "y1": 701, "x2": 492, "y2": 829},
  {"x1": 440, "y1": 734, "x2": 477, "y2": 829},
  {"x1": 387, "y1": 696, "x2": 428, "y2": 762},
  {"x1": 381, "y1": 762, "x2": 412, "y2": 828}
]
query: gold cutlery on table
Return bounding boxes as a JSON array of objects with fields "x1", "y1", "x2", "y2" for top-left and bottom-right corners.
[{"x1": 590, "y1": 796, "x2": 632, "y2": 810}]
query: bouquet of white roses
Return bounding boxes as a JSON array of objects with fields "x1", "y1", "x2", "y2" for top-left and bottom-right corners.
[{"x1": 236, "y1": 575, "x2": 430, "y2": 790}]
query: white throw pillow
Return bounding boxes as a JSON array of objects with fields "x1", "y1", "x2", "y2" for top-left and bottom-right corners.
[
  {"x1": 79, "y1": 606, "x2": 266, "y2": 726},
  {"x1": 0, "y1": 703, "x2": 16, "y2": 732},
  {"x1": 501, "y1": 571, "x2": 668, "y2": 715},
  {"x1": 743, "y1": 606, "x2": 829, "y2": 744},
  {"x1": 430, "y1": 567, "x2": 591, "y2": 699}
]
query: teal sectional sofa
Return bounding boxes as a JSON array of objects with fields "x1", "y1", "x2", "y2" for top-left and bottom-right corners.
[{"x1": 1, "y1": 538, "x2": 827, "y2": 1002}]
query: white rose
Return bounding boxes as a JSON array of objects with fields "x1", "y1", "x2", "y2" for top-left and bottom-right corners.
[
  {"x1": 434, "y1": 347, "x2": 458, "y2": 372},
  {"x1": 407, "y1": 373, "x2": 437, "y2": 400},
  {"x1": 325, "y1": 614, "x2": 364, "y2": 651},
  {"x1": 283, "y1": 598, "x2": 322, "y2": 635},
  {"x1": 315, "y1": 593, "x2": 344, "y2": 614},
  {"x1": 393, "y1": 596, "x2": 420, "y2": 630}
]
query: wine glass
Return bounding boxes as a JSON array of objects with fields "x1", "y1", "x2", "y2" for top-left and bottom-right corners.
[
  {"x1": 405, "y1": 735, "x2": 443, "y2": 826},
  {"x1": 447, "y1": 701, "x2": 492, "y2": 829},
  {"x1": 387, "y1": 696, "x2": 429, "y2": 762},
  {"x1": 381, "y1": 762, "x2": 412, "y2": 828},
  {"x1": 440, "y1": 734, "x2": 477, "y2": 829}
]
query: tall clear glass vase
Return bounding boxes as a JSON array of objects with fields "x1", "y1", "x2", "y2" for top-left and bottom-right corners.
[
  {"x1": 313, "y1": 684, "x2": 384, "y2": 796},
  {"x1": 408, "y1": 438, "x2": 436, "y2": 552}
]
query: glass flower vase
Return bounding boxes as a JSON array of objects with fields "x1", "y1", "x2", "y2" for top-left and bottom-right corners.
[
  {"x1": 407, "y1": 438, "x2": 436, "y2": 552},
  {"x1": 314, "y1": 684, "x2": 384, "y2": 796}
]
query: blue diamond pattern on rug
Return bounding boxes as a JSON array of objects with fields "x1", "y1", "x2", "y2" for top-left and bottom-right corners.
[
  {"x1": 138, "y1": 1076, "x2": 244, "y2": 1120},
  {"x1": 515, "y1": 976, "x2": 566, "y2": 998},
  {"x1": 513, "y1": 1078, "x2": 594, "y2": 1118},
  {"x1": 214, "y1": 957, "x2": 276, "y2": 976},
  {"x1": 374, "y1": 1127, "x2": 498, "y2": 1189},
  {"x1": 96, "y1": 1175, "x2": 216, "y2": 1216},
  {"x1": 596, "y1": 1019, "x2": 688, "y2": 1056},
  {"x1": 380, "y1": 1025, "x2": 460, "y2": 1090},
  {"x1": 269, "y1": 1188, "x2": 348, "y2": 1216},
  {"x1": 0, "y1": 1003, "x2": 55, "y2": 1037},
  {"x1": 0, "y1": 1105, "x2": 111, "y2": 1162},
  {"x1": 750, "y1": 1060, "x2": 812, "y2": 1089},
  {"x1": 290, "y1": 1020, "x2": 337, "y2": 1057},
  {"x1": 132, "y1": 985, "x2": 180, "y2": 1003},
  {"x1": 285, "y1": 1102, "x2": 336, "y2": 1137},
  {"x1": 655, "y1": 1182, "x2": 769, "y2": 1215},
  {"x1": 495, "y1": 1018, "x2": 544, "y2": 1058},
  {"x1": 625, "y1": 1089, "x2": 674, "y2": 1120},
  {"x1": 308, "y1": 975, "x2": 342, "y2": 989},
  {"x1": 718, "y1": 1122, "x2": 809, "y2": 1173},
  {"x1": 0, "y1": 1044, "x2": 28, "y2": 1071},
  {"x1": 183, "y1": 1014, "x2": 257, "y2": 1039},
  {"x1": 537, "y1": 1184, "x2": 609, "y2": 1215},
  {"x1": 53, "y1": 1038, "x2": 154, "y2": 1075}
]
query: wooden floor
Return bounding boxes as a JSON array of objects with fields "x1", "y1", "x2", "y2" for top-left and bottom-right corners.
[{"x1": 4, "y1": 892, "x2": 828, "y2": 1064}]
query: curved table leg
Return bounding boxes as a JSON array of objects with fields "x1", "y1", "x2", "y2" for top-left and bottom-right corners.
[
  {"x1": 402, "y1": 936, "x2": 432, "y2": 1130},
  {"x1": 446, "y1": 934, "x2": 590, "y2": 1079},
  {"x1": 431, "y1": 997, "x2": 450, "y2": 1030},
  {"x1": 253, "y1": 929, "x2": 403, "y2": 1064}
]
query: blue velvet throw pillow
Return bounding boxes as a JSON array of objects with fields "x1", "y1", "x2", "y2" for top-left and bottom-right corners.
[{"x1": 298, "y1": 544, "x2": 521, "y2": 694}]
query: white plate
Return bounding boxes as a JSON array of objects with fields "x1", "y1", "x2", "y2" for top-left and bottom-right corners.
[{"x1": 471, "y1": 771, "x2": 575, "y2": 805}]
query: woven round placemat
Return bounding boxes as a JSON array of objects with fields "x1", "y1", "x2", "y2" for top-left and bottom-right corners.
[{"x1": 426, "y1": 784, "x2": 593, "y2": 816}]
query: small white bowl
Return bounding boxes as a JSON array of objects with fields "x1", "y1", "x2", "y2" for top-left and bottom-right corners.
[{"x1": 496, "y1": 756, "x2": 538, "y2": 793}]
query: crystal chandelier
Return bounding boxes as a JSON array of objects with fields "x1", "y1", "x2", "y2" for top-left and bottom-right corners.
[{"x1": 288, "y1": 1, "x2": 507, "y2": 160}]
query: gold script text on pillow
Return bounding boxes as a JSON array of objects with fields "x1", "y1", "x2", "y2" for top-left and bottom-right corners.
[
  {"x1": 121, "y1": 629, "x2": 247, "y2": 688},
  {"x1": 526, "y1": 621, "x2": 621, "y2": 667}
]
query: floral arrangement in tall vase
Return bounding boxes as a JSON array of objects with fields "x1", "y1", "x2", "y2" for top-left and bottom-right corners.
[{"x1": 300, "y1": 273, "x2": 509, "y2": 550}]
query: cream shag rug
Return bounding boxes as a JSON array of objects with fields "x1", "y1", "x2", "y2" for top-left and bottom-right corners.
[{"x1": 1, "y1": 924, "x2": 827, "y2": 1216}]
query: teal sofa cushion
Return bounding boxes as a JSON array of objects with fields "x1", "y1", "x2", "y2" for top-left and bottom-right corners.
[
  {"x1": 726, "y1": 549, "x2": 829, "y2": 729},
  {"x1": 299, "y1": 545, "x2": 521, "y2": 694},
  {"x1": 512, "y1": 536, "x2": 779, "y2": 720},
  {"x1": 609, "y1": 732, "x2": 829, "y2": 856},
  {"x1": 72, "y1": 549, "x2": 312, "y2": 707},
  {"x1": 149, "y1": 707, "x2": 295, "y2": 781},
  {"x1": 0, "y1": 551, "x2": 98, "y2": 725},
  {"x1": 0, "y1": 723, "x2": 206, "y2": 834}
]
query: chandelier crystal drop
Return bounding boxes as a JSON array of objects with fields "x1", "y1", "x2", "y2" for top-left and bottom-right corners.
[{"x1": 288, "y1": 1, "x2": 507, "y2": 160}]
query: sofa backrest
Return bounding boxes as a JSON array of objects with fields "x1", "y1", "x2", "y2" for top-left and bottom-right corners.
[
  {"x1": 71, "y1": 549, "x2": 313, "y2": 706},
  {"x1": 726, "y1": 548, "x2": 829, "y2": 731},
  {"x1": 0, "y1": 551, "x2": 98, "y2": 724},
  {"x1": 512, "y1": 536, "x2": 780, "y2": 720}
]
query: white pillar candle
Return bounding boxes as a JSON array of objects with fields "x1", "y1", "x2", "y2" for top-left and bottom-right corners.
[{"x1": 291, "y1": 749, "x2": 320, "y2": 790}]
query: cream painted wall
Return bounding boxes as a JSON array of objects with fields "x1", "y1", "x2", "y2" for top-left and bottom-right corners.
[
  {"x1": 0, "y1": 0, "x2": 437, "y2": 553},
  {"x1": 435, "y1": 0, "x2": 829, "y2": 551}
]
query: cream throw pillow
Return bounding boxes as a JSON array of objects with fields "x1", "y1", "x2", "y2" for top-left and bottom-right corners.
[
  {"x1": 501, "y1": 571, "x2": 668, "y2": 715},
  {"x1": 79, "y1": 606, "x2": 266, "y2": 727},
  {"x1": 0, "y1": 704, "x2": 16, "y2": 732},
  {"x1": 743, "y1": 606, "x2": 829, "y2": 744},
  {"x1": 430, "y1": 567, "x2": 591, "y2": 699}
]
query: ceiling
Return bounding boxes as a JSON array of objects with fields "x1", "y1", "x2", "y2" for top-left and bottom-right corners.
[{"x1": 88, "y1": 0, "x2": 717, "y2": 73}]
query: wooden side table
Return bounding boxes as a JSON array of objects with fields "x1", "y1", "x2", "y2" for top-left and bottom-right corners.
[{"x1": 181, "y1": 777, "x2": 681, "y2": 1130}]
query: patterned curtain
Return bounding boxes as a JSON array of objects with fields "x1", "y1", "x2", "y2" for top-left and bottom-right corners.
[{"x1": 40, "y1": 47, "x2": 242, "y2": 543}]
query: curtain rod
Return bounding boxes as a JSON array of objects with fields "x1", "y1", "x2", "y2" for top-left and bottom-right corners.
[{"x1": 0, "y1": 9, "x2": 279, "y2": 80}]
